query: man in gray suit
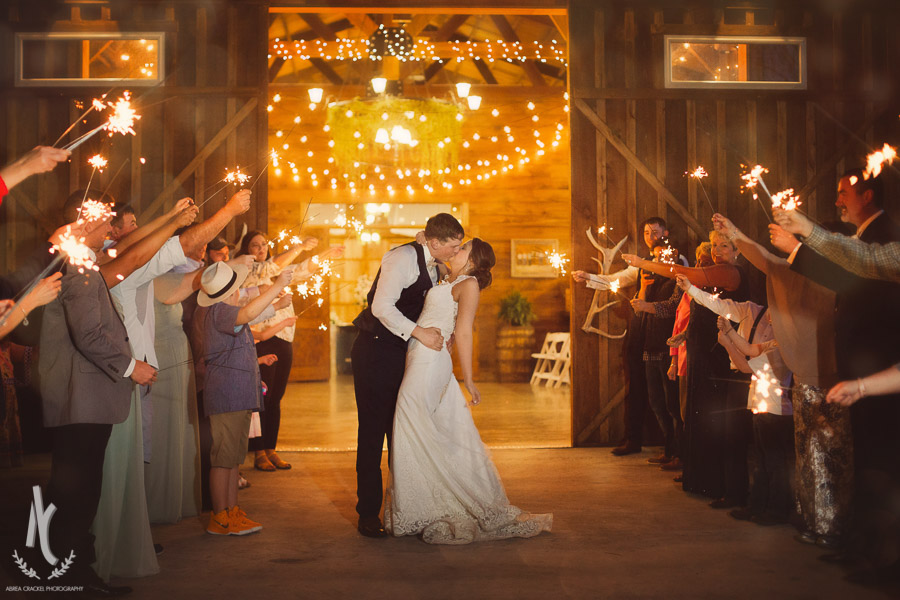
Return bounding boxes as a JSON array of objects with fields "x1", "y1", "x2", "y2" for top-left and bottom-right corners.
[{"x1": 40, "y1": 210, "x2": 158, "y2": 596}]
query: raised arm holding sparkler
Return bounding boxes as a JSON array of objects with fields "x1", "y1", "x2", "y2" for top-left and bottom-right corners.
[
  {"x1": 827, "y1": 363, "x2": 900, "y2": 407},
  {"x1": 621, "y1": 253, "x2": 741, "y2": 291},
  {"x1": 0, "y1": 146, "x2": 70, "y2": 197},
  {"x1": 0, "y1": 272, "x2": 62, "y2": 340}
]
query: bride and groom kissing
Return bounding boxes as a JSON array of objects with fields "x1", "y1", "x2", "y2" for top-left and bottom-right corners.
[{"x1": 350, "y1": 212, "x2": 552, "y2": 544}]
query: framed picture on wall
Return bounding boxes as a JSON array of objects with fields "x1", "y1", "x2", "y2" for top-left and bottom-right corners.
[{"x1": 510, "y1": 239, "x2": 559, "y2": 278}]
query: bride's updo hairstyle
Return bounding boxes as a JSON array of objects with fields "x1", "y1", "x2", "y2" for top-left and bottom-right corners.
[{"x1": 468, "y1": 238, "x2": 496, "y2": 290}]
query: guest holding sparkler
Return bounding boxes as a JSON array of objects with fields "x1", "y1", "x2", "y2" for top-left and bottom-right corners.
[
  {"x1": 673, "y1": 270, "x2": 763, "y2": 511},
  {"x1": 38, "y1": 206, "x2": 158, "y2": 597},
  {"x1": 237, "y1": 230, "x2": 341, "y2": 472},
  {"x1": 195, "y1": 262, "x2": 297, "y2": 536},
  {"x1": 712, "y1": 213, "x2": 852, "y2": 552},
  {"x1": 143, "y1": 192, "x2": 253, "y2": 525},
  {"x1": 623, "y1": 231, "x2": 749, "y2": 501},
  {"x1": 768, "y1": 168, "x2": 900, "y2": 578},
  {"x1": 0, "y1": 145, "x2": 69, "y2": 200},
  {"x1": 713, "y1": 312, "x2": 795, "y2": 526},
  {"x1": 573, "y1": 217, "x2": 686, "y2": 457},
  {"x1": 774, "y1": 207, "x2": 900, "y2": 283},
  {"x1": 677, "y1": 268, "x2": 791, "y2": 523},
  {"x1": 628, "y1": 240, "x2": 684, "y2": 468}
]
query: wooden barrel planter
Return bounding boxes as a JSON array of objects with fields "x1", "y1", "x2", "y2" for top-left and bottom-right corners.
[{"x1": 496, "y1": 324, "x2": 535, "y2": 382}]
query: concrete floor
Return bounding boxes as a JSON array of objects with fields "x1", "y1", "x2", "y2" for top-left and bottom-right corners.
[
  {"x1": 3, "y1": 448, "x2": 890, "y2": 599},
  {"x1": 277, "y1": 376, "x2": 572, "y2": 450}
]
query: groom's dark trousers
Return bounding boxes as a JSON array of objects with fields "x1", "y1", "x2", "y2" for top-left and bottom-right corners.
[{"x1": 351, "y1": 331, "x2": 407, "y2": 518}]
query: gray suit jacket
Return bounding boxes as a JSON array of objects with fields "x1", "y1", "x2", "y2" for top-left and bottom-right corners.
[{"x1": 39, "y1": 267, "x2": 134, "y2": 427}]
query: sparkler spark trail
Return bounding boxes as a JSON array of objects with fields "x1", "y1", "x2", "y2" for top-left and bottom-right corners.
[
  {"x1": 224, "y1": 167, "x2": 251, "y2": 186},
  {"x1": 740, "y1": 164, "x2": 774, "y2": 223},
  {"x1": 52, "y1": 95, "x2": 109, "y2": 147},
  {"x1": 51, "y1": 230, "x2": 99, "y2": 274},
  {"x1": 863, "y1": 143, "x2": 897, "y2": 180},
  {"x1": 87, "y1": 154, "x2": 108, "y2": 172},
  {"x1": 770, "y1": 188, "x2": 801, "y2": 211},
  {"x1": 104, "y1": 91, "x2": 140, "y2": 137},
  {"x1": 78, "y1": 199, "x2": 116, "y2": 223},
  {"x1": 546, "y1": 251, "x2": 569, "y2": 276},
  {"x1": 751, "y1": 363, "x2": 783, "y2": 414},
  {"x1": 686, "y1": 166, "x2": 716, "y2": 213}
]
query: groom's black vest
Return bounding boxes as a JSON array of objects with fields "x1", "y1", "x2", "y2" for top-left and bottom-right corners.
[{"x1": 353, "y1": 242, "x2": 434, "y2": 349}]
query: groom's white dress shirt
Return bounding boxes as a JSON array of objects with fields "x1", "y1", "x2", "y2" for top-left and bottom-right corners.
[{"x1": 370, "y1": 242, "x2": 438, "y2": 342}]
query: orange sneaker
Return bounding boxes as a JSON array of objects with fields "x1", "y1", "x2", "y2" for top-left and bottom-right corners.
[
  {"x1": 228, "y1": 506, "x2": 262, "y2": 535},
  {"x1": 206, "y1": 509, "x2": 232, "y2": 535}
]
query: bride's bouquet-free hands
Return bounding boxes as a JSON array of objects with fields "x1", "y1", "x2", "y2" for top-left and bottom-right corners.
[{"x1": 464, "y1": 379, "x2": 481, "y2": 407}]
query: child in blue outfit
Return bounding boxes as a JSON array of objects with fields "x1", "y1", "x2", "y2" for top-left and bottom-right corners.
[{"x1": 193, "y1": 260, "x2": 294, "y2": 535}]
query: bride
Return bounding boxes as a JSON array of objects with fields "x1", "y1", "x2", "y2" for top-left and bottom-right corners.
[{"x1": 384, "y1": 238, "x2": 552, "y2": 544}]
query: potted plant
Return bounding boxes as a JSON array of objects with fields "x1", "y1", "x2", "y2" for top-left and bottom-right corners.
[{"x1": 496, "y1": 290, "x2": 536, "y2": 382}]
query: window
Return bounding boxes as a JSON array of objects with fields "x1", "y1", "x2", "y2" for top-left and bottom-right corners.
[
  {"x1": 665, "y1": 35, "x2": 806, "y2": 90},
  {"x1": 15, "y1": 32, "x2": 164, "y2": 87}
]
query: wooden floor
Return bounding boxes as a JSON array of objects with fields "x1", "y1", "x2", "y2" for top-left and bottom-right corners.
[{"x1": 277, "y1": 375, "x2": 572, "y2": 451}]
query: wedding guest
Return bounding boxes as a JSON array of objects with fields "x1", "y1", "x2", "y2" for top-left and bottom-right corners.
[
  {"x1": 714, "y1": 314, "x2": 794, "y2": 526},
  {"x1": 629, "y1": 240, "x2": 683, "y2": 467},
  {"x1": 39, "y1": 209, "x2": 157, "y2": 597},
  {"x1": 774, "y1": 207, "x2": 900, "y2": 282},
  {"x1": 674, "y1": 271, "x2": 763, "y2": 510},
  {"x1": 573, "y1": 217, "x2": 687, "y2": 456},
  {"x1": 207, "y1": 236, "x2": 232, "y2": 263},
  {"x1": 237, "y1": 230, "x2": 330, "y2": 472},
  {"x1": 713, "y1": 213, "x2": 851, "y2": 550},
  {"x1": 194, "y1": 261, "x2": 294, "y2": 535},
  {"x1": 624, "y1": 230, "x2": 749, "y2": 501},
  {"x1": 771, "y1": 168, "x2": 900, "y2": 572}
]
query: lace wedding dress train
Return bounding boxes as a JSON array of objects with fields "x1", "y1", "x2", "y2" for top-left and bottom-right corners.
[{"x1": 384, "y1": 276, "x2": 552, "y2": 544}]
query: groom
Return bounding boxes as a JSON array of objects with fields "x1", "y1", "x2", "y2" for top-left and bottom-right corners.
[{"x1": 351, "y1": 213, "x2": 464, "y2": 537}]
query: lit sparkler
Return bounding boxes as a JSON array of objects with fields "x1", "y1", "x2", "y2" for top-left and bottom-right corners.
[
  {"x1": 51, "y1": 229, "x2": 99, "y2": 274},
  {"x1": 740, "y1": 164, "x2": 774, "y2": 223},
  {"x1": 104, "y1": 91, "x2": 140, "y2": 137},
  {"x1": 770, "y1": 188, "x2": 801, "y2": 211},
  {"x1": 77, "y1": 199, "x2": 115, "y2": 224},
  {"x1": 863, "y1": 143, "x2": 897, "y2": 180},
  {"x1": 87, "y1": 154, "x2": 108, "y2": 172},
  {"x1": 52, "y1": 95, "x2": 109, "y2": 147},
  {"x1": 686, "y1": 166, "x2": 716, "y2": 213},
  {"x1": 546, "y1": 251, "x2": 569, "y2": 276},
  {"x1": 224, "y1": 167, "x2": 251, "y2": 187},
  {"x1": 751, "y1": 363, "x2": 782, "y2": 414}
]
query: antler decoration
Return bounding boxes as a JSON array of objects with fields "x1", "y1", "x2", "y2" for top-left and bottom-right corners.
[{"x1": 581, "y1": 228, "x2": 628, "y2": 339}]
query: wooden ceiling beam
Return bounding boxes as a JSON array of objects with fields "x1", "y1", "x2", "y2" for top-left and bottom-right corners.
[
  {"x1": 270, "y1": 4, "x2": 567, "y2": 16},
  {"x1": 474, "y1": 59, "x2": 499, "y2": 85},
  {"x1": 346, "y1": 13, "x2": 379, "y2": 36},
  {"x1": 422, "y1": 14, "x2": 469, "y2": 82},
  {"x1": 309, "y1": 57, "x2": 344, "y2": 85},
  {"x1": 406, "y1": 14, "x2": 432, "y2": 38},
  {"x1": 549, "y1": 14, "x2": 568, "y2": 42},
  {"x1": 301, "y1": 14, "x2": 339, "y2": 41},
  {"x1": 490, "y1": 15, "x2": 546, "y2": 86}
]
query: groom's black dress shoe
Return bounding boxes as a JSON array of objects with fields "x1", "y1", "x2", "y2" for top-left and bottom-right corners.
[
  {"x1": 83, "y1": 581, "x2": 133, "y2": 597},
  {"x1": 358, "y1": 516, "x2": 387, "y2": 538}
]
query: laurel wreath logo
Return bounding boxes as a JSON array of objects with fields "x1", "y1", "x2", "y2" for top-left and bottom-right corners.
[
  {"x1": 12, "y1": 550, "x2": 39, "y2": 580},
  {"x1": 48, "y1": 550, "x2": 75, "y2": 580},
  {"x1": 12, "y1": 549, "x2": 75, "y2": 581}
]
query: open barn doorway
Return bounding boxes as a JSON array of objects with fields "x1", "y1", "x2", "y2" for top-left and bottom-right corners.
[{"x1": 263, "y1": 5, "x2": 572, "y2": 450}]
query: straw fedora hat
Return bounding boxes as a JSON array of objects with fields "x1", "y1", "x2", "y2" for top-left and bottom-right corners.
[{"x1": 198, "y1": 261, "x2": 249, "y2": 307}]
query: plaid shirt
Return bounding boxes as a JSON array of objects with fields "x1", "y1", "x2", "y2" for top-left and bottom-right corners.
[{"x1": 805, "y1": 224, "x2": 900, "y2": 283}]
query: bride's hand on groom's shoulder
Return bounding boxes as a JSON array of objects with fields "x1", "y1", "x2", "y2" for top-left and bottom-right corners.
[{"x1": 464, "y1": 380, "x2": 480, "y2": 407}]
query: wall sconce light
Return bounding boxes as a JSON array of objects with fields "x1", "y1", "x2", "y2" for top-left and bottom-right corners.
[
  {"x1": 371, "y1": 77, "x2": 387, "y2": 94},
  {"x1": 455, "y1": 82, "x2": 471, "y2": 98},
  {"x1": 466, "y1": 95, "x2": 482, "y2": 110},
  {"x1": 308, "y1": 87, "x2": 324, "y2": 103}
]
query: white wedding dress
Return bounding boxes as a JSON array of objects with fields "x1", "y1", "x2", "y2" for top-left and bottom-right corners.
[{"x1": 384, "y1": 276, "x2": 552, "y2": 544}]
